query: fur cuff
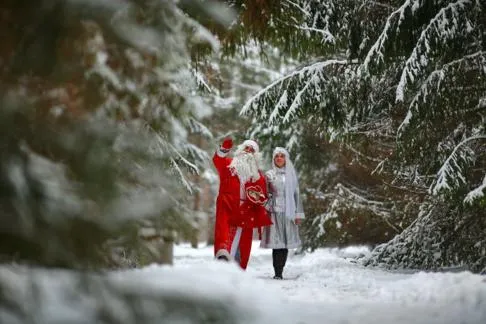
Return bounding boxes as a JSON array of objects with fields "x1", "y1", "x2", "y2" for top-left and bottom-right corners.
[
  {"x1": 215, "y1": 249, "x2": 231, "y2": 260},
  {"x1": 216, "y1": 148, "x2": 229, "y2": 157}
]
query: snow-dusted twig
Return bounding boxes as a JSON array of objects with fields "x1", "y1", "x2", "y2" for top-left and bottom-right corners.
[
  {"x1": 396, "y1": 0, "x2": 476, "y2": 102},
  {"x1": 364, "y1": 1, "x2": 397, "y2": 10},
  {"x1": 431, "y1": 135, "x2": 486, "y2": 195},
  {"x1": 360, "y1": 0, "x2": 414, "y2": 73},
  {"x1": 464, "y1": 174, "x2": 486, "y2": 204},
  {"x1": 292, "y1": 24, "x2": 336, "y2": 43},
  {"x1": 184, "y1": 117, "x2": 213, "y2": 138},
  {"x1": 284, "y1": 0, "x2": 311, "y2": 16},
  {"x1": 397, "y1": 51, "x2": 486, "y2": 135},
  {"x1": 240, "y1": 59, "x2": 347, "y2": 118}
]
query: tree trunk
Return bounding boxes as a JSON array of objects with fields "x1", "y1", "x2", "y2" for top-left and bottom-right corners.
[{"x1": 159, "y1": 230, "x2": 174, "y2": 265}]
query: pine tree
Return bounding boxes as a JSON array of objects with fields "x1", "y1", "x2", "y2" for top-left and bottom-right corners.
[
  {"x1": 230, "y1": 0, "x2": 486, "y2": 271},
  {"x1": 0, "y1": 0, "x2": 230, "y2": 268},
  {"x1": 0, "y1": 0, "x2": 253, "y2": 322}
]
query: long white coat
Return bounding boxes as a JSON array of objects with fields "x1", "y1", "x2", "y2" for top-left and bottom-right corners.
[{"x1": 260, "y1": 168, "x2": 305, "y2": 249}]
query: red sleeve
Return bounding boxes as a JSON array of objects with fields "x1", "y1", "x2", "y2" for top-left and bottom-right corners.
[{"x1": 212, "y1": 150, "x2": 232, "y2": 173}]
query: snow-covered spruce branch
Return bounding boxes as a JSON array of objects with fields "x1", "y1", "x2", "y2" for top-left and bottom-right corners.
[
  {"x1": 171, "y1": 2, "x2": 221, "y2": 53},
  {"x1": 291, "y1": 24, "x2": 335, "y2": 43},
  {"x1": 380, "y1": 178, "x2": 428, "y2": 195},
  {"x1": 344, "y1": 144, "x2": 384, "y2": 163},
  {"x1": 183, "y1": 143, "x2": 210, "y2": 164},
  {"x1": 281, "y1": 0, "x2": 340, "y2": 44},
  {"x1": 346, "y1": 116, "x2": 394, "y2": 137},
  {"x1": 464, "y1": 174, "x2": 486, "y2": 204},
  {"x1": 430, "y1": 135, "x2": 486, "y2": 195},
  {"x1": 371, "y1": 159, "x2": 387, "y2": 175},
  {"x1": 240, "y1": 59, "x2": 347, "y2": 121},
  {"x1": 361, "y1": 1, "x2": 397, "y2": 10},
  {"x1": 391, "y1": 165, "x2": 434, "y2": 190},
  {"x1": 397, "y1": 51, "x2": 486, "y2": 135},
  {"x1": 184, "y1": 117, "x2": 213, "y2": 138},
  {"x1": 360, "y1": 0, "x2": 415, "y2": 73},
  {"x1": 170, "y1": 157, "x2": 194, "y2": 193},
  {"x1": 283, "y1": 77, "x2": 313, "y2": 123},
  {"x1": 336, "y1": 183, "x2": 387, "y2": 207},
  {"x1": 284, "y1": 0, "x2": 311, "y2": 17},
  {"x1": 152, "y1": 131, "x2": 198, "y2": 194},
  {"x1": 191, "y1": 68, "x2": 212, "y2": 93},
  {"x1": 396, "y1": 0, "x2": 478, "y2": 102},
  {"x1": 334, "y1": 183, "x2": 400, "y2": 232},
  {"x1": 479, "y1": 97, "x2": 486, "y2": 109}
]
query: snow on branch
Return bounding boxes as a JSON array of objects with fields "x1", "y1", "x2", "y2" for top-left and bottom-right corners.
[
  {"x1": 191, "y1": 68, "x2": 212, "y2": 93},
  {"x1": 280, "y1": 0, "x2": 339, "y2": 44},
  {"x1": 184, "y1": 117, "x2": 213, "y2": 138},
  {"x1": 170, "y1": 157, "x2": 194, "y2": 193},
  {"x1": 183, "y1": 143, "x2": 210, "y2": 164},
  {"x1": 362, "y1": 1, "x2": 397, "y2": 10},
  {"x1": 397, "y1": 51, "x2": 486, "y2": 135},
  {"x1": 171, "y1": 2, "x2": 222, "y2": 53},
  {"x1": 396, "y1": 0, "x2": 477, "y2": 102},
  {"x1": 240, "y1": 59, "x2": 347, "y2": 124},
  {"x1": 291, "y1": 24, "x2": 336, "y2": 44},
  {"x1": 152, "y1": 132, "x2": 198, "y2": 193},
  {"x1": 284, "y1": 77, "x2": 313, "y2": 123},
  {"x1": 479, "y1": 97, "x2": 486, "y2": 109},
  {"x1": 333, "y1": 183, "x2": 400, "y2": 232},
  {"x1": 360, "y1": 0, "x2": 415, "y2": 74},
  {"x1": 464, "y1": 175, "x2": 486, "y2": 204},
  {"x1": 284, "y1": 0, "x2": 311, "y2": 17},
  {"x1": 430, "y1": 135, "x2": 486, "y2": 195},
  {"x1": 336, "y1": 183, "x2": 386, "y2": 207}
]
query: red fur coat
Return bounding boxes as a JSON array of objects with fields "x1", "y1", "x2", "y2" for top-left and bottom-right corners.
[{"x1": 212, "y1": 151, "x2": 272, "y2": 253}]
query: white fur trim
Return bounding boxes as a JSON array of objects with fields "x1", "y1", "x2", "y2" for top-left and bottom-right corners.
[
  {"x1": 215, "y1": 249, "x2": 231, "y2": 260},
  {"x1": 216, "y1": 148, "x2": 229, "y2": 157},
  {"x1": 242, "y1": 140, "x2": 259, "y2": 153},
  {"x1": 230, "y1": 227, "x2": 242, "y2": 258}
]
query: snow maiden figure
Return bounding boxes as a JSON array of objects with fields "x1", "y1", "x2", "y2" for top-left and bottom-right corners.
[
  {"x1": 212, "y1": 138, "x2": 272, "y2": 269},
  {"x1": 261, "y1": 147, "x2": 305, "y2": 279}
]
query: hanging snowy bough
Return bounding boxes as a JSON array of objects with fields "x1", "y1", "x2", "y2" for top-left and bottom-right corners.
[
  {"x1": 397, "y1": 51, "x2": 486, "y2": 137},
  {"x1": 464, "y1": 175, "x2": 486, "y2": 205},
  {"x1": 359, "y1": 0, "x2": 416, "y2": 75},
  {"x1": 240, "y1": 59, "x2": 348, "y2": 127},
  {"x1": 359, "y1": 0, "x2": 481, "y2": 81},
  {"x1": 395, "y1": 0, "x2": 481, "y2": 102},
  {"x1": 430, "y1": 135, "x2": 486, "y2": 196},
  {"x1": 184, "y1": 117, "x2": 214, "y2": 139}
]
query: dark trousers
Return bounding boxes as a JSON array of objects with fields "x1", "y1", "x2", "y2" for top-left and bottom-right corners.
[{"x1": 272, "y1": 248, "x2": 288, "y2": 277}]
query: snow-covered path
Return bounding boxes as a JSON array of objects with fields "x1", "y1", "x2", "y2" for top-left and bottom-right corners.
[
  {"x1": 2, "y1": 242, "x2": 485, "y2": 323},
  {"x1": 171, "y1": 241, "x2": 486, "y2": 324}
]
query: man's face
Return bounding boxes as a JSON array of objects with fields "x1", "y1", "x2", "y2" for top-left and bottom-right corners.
[{"x1": 243, "y1": 145, "x2": 255, "y2": 153}]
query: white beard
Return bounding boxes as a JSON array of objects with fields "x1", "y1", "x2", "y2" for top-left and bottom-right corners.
[{"x1": 229, "y1": 152, "x2": 261, "y2": 183}]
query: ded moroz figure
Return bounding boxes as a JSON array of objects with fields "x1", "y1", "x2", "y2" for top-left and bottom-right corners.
[{"x1": 212, "y1": 137, "x2": 272, "y2": 269}]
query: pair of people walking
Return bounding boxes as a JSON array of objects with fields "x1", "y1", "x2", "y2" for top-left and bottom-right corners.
[{"x1": 212, "y1": 137, "x2": 305, "y2": 279}]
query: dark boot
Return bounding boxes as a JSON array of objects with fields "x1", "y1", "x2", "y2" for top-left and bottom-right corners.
[
  {"x1": 272, "y1": 249, "x2": 288, "y2": 279},
  {"x1": 281, "y1": 248, "x2": 288, "y2": 277}
]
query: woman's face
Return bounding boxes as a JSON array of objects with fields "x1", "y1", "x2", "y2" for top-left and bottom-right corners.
[{"x1": 274, "y1": 153, "x2": 286, "y2": 168}]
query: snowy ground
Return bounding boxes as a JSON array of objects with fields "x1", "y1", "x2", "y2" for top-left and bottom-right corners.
[
  {"x1": 1, "y1": 242, "x2": 485, "y2": 323},
  {"x1": 168, "y1": 241, "x2": 486, "y2": 324}
]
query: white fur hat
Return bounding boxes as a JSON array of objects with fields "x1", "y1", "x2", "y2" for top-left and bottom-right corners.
[{"x1": 241, "y1": 139, "x2": 259, "y2": 153}]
